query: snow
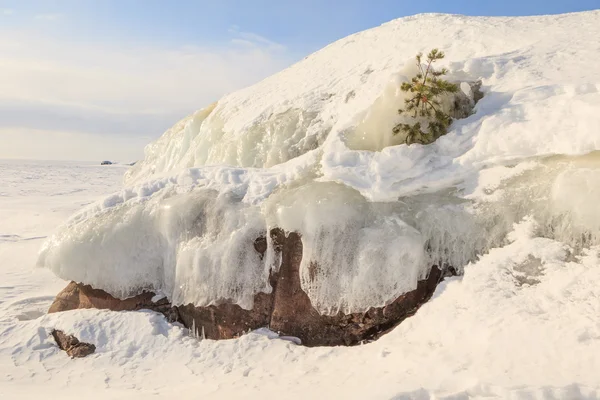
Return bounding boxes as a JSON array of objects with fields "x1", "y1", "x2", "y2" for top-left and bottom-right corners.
[
  {"x1": 37, "y1": 155, "x2": 319, "y2": 307},
  {"x1": 2, "y1": 10, "x2": 600, "y2": 398},
  {"x1": 38, "y1": 10, "x2": 600, "y2": 314},
  {"x1": 2, "y1": 161, "x2": 600, "y2": 398}
]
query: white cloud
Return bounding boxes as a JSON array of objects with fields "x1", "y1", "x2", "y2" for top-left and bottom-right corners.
[
  {"x1": 0, "y1": 30, "x2": 293, "y2": 161},
  {"x1": 237, "y1": 31, "x2": 286, "y2": 51},
  {"x1": 0, "y1": 128, "x2": 150, "y2": 162},
  {"x1": 229, "y1": 26, "x2": 286, "y2": 51},
  {"x1": 2, "y1": 9, "x2": 14, "y2": 15}
]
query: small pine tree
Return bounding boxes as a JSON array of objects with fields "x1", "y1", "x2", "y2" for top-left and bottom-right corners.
[{"x1": 393, "y1": 49, "x2": 458, "y2": 145}]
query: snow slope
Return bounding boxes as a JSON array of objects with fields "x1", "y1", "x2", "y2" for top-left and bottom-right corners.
[
  {"x1": 38, "y1": 10, "x2": 600, "y2": 315},
  {"x1": 3, "y1": 10, "x2": 600, "y2": 398}
]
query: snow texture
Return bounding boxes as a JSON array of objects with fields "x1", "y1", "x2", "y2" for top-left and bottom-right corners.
[
  {"x1": 37, "y1": 11, "x2": 600, "y2": 318},
  {"x1": 2, "y1": 159, "x2": 600, "y2": 398}
]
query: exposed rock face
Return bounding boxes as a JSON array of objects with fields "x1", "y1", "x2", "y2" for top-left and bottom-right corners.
[
  {"x1": 267, "y1": 230, "x2": 441, "y2": 346},
  {"x1": 48, "y1": 281, "x2": 180, "y2": 322},
  {"x1": 176, "y1": 290, "x2": 275, "y2": 340},
  {"x1": 49, "y1": 229, "x2": 443, "y2": 346},
  {"x1": 450, "y1": 80, "x2": 483, "y2": 119},
  {"x1": 51, "y1": 329, "x2": 96, "y2": 358}
]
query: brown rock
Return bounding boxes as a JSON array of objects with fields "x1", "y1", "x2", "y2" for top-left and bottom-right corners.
[
  {"x1": 267, "y1": 229, "x2": 441, "y2": 346},
  {"x1": 51, "y1": 329, "x2": 96, "y2": 358},
  {"x1": 176, "y1": 228, "x2": 441, "y2": 346},
  {"x1": 176, "y1": 231, "x2": 281, "y2": 340},
  {"x1": 48, "y1": 281, "x2": 180, "y2": 322},
  {"x1": 49, "y1": 228, "x2": 442, "y2": 347},
  {"x1": 176, "y1": 292, "x2": 272, "y2": 340},
  {"x1": 253, "y1": 235, "x2": 268, "y2": 259},
  {"x1": 450, "y1": 80, "x2": 484, "y2": 119}
]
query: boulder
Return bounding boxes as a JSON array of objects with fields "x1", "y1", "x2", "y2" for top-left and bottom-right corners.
[
  {"x1": 176, "y1": 292, "x2": 274, "y2": 340},
  {"x1": 450, "y1": 80, "x2": 484, "y2": 119},
  {"x1": 51, "y1": 329, "x2": 96, "y2": 358},
  {"x1": 49, "y1": 229, "x2": 443, "y2": 347},
  {"x1": 48, "y1": 281, "x2": 180, "y2": 322}
]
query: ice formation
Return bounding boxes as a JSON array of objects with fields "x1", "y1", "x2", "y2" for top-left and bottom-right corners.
[{"x1": 39, "y1": 11, "x2": 600, "y2": 315}]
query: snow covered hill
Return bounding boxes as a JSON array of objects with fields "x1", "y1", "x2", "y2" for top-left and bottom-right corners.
[
  {"x1": 2, "y1": 10, "x2": 600, "y2": 399},
  {"x1": 38, "y1": 10, "x2": 600, "y2": 316}
]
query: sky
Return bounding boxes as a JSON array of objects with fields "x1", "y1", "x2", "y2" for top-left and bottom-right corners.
[{"x1": 1, "y1": 0, "x2": 598, "y2": 162}]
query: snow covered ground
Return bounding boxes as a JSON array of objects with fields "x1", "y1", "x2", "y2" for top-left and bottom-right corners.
[
  {"x1": 2, "y1": 159, "x2": 600, "y2": 399},
  {"x1": 3, "y1": 10, "x2": 600, "y2": 399}
]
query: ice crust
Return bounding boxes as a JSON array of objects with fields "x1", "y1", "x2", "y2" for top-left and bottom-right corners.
[{"x1": 39, "y1": 12, "x2": 600, "y2": 314}]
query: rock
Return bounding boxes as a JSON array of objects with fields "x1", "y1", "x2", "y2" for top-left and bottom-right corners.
[
  {"x1": 176, "y1": 231, "x2": 281, "y2": 340},
  {"x1": 441, "y1": 263, "x2": 459, "y2": 279},
  {"x1": 176, "y1": 289, "x2": 275, "y2": 340},
  {"x1": 49, "y1": 228, "x2": 443, "y2": 347},
  {"x1": 253, "y1": 235, "x2": 268, "y2": 259},
  {"x1": 51, "y1": 329, "x2": 96, "y2": 358},
  {"x1": 48, "y1": 281, "x2": 180, "y2": 323},
  {"x1": 450, "y1": 80, "x2": 483, "y2": 119},
  {"x1": 266, "y1": 229, "x2": 441, "y2": 346}
]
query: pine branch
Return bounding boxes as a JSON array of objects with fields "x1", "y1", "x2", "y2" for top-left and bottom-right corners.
[{"x1": 393, "y1": 48, "x2": 457, "y2": 145}]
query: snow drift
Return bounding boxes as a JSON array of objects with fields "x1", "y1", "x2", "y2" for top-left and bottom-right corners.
[{"x1": 39, "y1": 11, "x2": 600, "y2": 315}]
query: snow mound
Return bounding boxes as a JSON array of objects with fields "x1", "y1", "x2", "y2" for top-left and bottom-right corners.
[
  {"x1": 39, "y1": 11, "x2": 600, "y2": 314},
  {"x1": 6, "y1": 159, "x2": 600, "y2": 398}
]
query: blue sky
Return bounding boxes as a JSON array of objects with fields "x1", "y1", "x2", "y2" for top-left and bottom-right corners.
[
  {"x1": 5, "y1": 1, "x2": 599, "y2": 56},
  {"x1": 1, "y1": 0, "x2": 598, "y2": 161}
]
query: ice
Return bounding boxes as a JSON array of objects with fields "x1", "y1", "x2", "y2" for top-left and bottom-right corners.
[
  {"x1": 551, "y1": 163, "x2": 600, "y2": 242},
  {"x1": 471, "y1": 152, "x2": 600, "y2": 250},
  {"x1": 166, "y1": 190, "x2": 269, "y2": 309},
  {"x1": 344, "y1": 67, "x2": 418, "y2": 152},
  {"x1": 38, "y1": 155, "x2": 322, "y2": 308},
  {"x1": 37, "y1": 11, "x2": 600, "y2": 316},
  {"x1": 125, "y1": 104, "x2": 326, "y2": 185},
  {"x1": 44, "y1": 152, "x2": 600, "y2": 314},
  {"x1": 345, "y1": 62, "x2": 474, "y2": 152},
  {"x1": 38, "y1": 184, "x2": 271, "y2": 308},
  {"x1": 265, "y1": 181, "x2": 427, "y2": 314}
]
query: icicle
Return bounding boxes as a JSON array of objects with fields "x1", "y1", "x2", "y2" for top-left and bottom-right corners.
[{"x1": 190, "y1": 319, "x2": 197, "y2": 339}]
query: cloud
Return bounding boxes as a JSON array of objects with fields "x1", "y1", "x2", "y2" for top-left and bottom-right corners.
[
  {"x1": 0, "y1": 128, "x2": 150, "y2": 162},
  {"x1": 2, "y1": 9, "x2": 14, "y2": 15},
  {"x1": 237, "y1": 32, "x2": 286, "y2": 50},
  {"x1": 0, "y1": 30, "x2": 293, "y2": 161},
  {"x1": 0, "y1": 98, "x2": 179, "y2": 136},
  {"x1": 229, "y1": 26, "x2": 286, "y2": 51}
]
